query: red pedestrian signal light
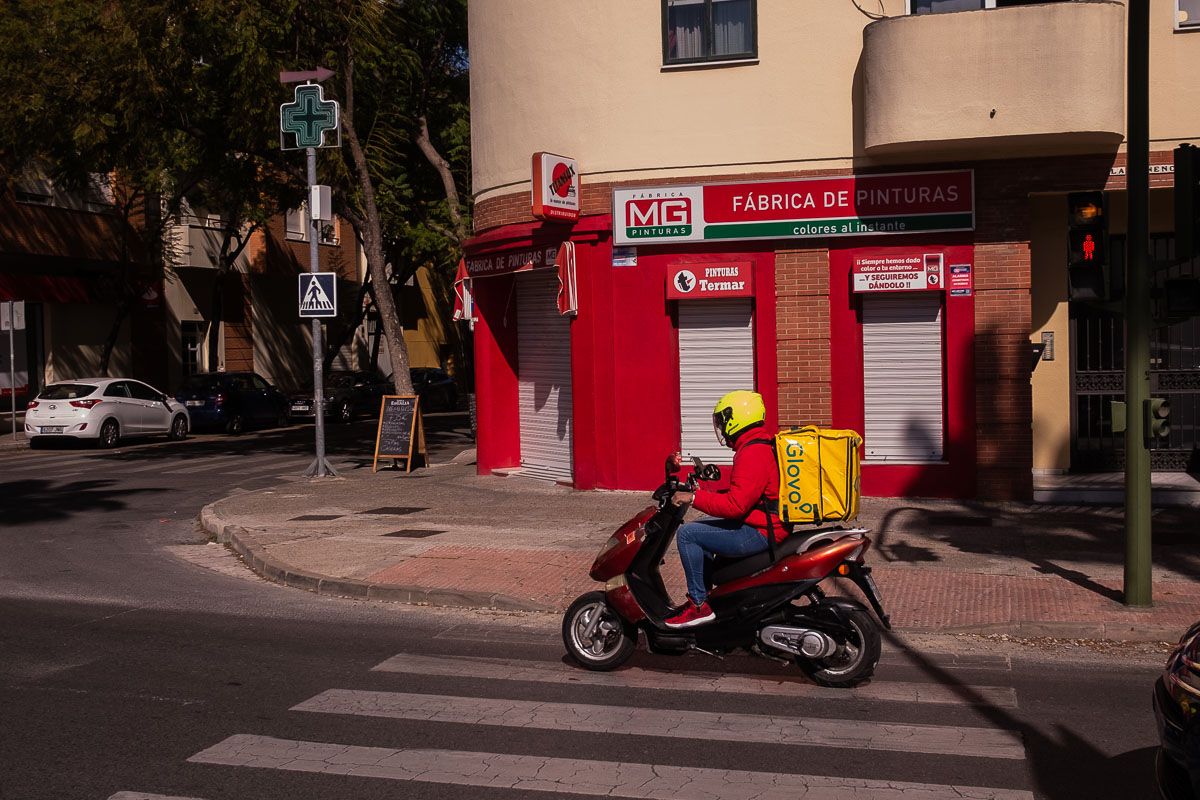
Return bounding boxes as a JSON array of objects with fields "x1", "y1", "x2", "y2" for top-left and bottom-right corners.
[{"x1": 1067, "y1": 192, "x2": 1116, "y2": 302}]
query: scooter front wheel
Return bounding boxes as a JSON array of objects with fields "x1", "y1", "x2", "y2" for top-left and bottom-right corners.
[{"x1": 562, "y1": 591, "x2": 637, "y2": 671}]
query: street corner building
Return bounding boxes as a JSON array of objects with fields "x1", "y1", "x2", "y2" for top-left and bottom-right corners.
[{"x1": 462, "y1": 0, "x2": 1200, "y2": 500}]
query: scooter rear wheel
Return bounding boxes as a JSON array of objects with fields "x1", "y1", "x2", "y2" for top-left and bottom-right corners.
[
  {"x1": 562, "y1": 591, "x2": 636, "y2": 671},
  {"x1": 800, "y1": 607, "x2": 881, "y2": 688}
]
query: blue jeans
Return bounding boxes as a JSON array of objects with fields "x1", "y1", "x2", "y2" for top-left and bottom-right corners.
[{"x1": 676, "y1": 517, "x2": 768, "y2": 605}]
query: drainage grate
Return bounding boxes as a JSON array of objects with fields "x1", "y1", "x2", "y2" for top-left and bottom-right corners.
[
  {"x1": 289, "y1": 514, "x2": 344, "y2": 521},
  {"x1": 382, "y1": 529, "x2": 445, "y2": 538},
  {"x1": 362, "y1": 507, "x2": 428, "y2": 516}
]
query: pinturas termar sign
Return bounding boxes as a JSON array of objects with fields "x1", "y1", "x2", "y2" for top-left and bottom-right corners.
[{"x1": 612, "y1": 170, "x2": 973, "y2": 246}]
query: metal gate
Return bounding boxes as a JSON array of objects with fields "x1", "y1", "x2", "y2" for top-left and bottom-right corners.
[{"x1": 1071, "y1": 235, "x2": 1200, "y2": 471}]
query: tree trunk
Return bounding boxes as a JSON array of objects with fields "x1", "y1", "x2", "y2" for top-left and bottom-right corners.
[
  {"x1": 98, "y1": 298, "x2": 132, "y2": 376},
  {"x1": 416, "y1": 115, "x2": 468, "y2": 244},
  {"x1": 343, "y1": 66, "x2": 414, "y2": 395}
]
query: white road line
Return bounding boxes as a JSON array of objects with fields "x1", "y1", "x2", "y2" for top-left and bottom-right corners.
[
  {"x1": 373, "y1": 651, "x2": 1020, "y2": 708},
  {"x1": 108, "y1": 794, "x2": 208, "y2": 800},
  {"x1": 126, "y1": 455, "x2": 253, "y2": 475},
  {"x1": 189, "y1": 734, "x2": 1035, "y2": 799},
  {"x1": 293, "y1": 689, "x2": 1026, "y2": 759},
  {"x1": 0, "y1": 454, "x2": 96, "y2": 471}
]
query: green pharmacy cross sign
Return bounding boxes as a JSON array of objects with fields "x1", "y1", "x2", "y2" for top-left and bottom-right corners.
[{"x1": 279, "y1": 83, "x2": 340, "y2": 150}]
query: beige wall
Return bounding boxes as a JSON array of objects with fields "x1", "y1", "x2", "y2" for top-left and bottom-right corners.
[
  {"x1": 470, "y1": 0, "x2": 1200, "y2": 201},
  {"x1": 1029, "y1": 195, "x2": 1071, "y2": 472},
  {"x1": 44, "y1": 303, "x2": 131, "y2": 382}
]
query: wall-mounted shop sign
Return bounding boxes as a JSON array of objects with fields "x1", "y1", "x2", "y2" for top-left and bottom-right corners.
[
  {"x1": 852, "y1": 253, "x2": 944, "y2": 293},
  {"x1": 667, "y1": 261, "x2": 754, "y2": 300},
  {"x1": 532, "y1": 152, "x2": 580, "y2": 222},
  {"x1": 613, "y1": 170, "x2": 973, "y2": 246},
  {"x1": 466, "y1": 244, "x2": 561, "y2": 277}
]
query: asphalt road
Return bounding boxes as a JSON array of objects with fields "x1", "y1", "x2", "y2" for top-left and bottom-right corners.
[{"x1": 0, "y1": 418, "x2": 1170, "y2": 800}]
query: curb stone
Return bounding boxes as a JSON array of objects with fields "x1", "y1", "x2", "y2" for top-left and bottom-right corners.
[
  {"x1": 197, "y1": 500, "x2": 1186, "y2": 642},
  {"x1": 198, "y1": 501, "x2": 548, "y2": 612}
]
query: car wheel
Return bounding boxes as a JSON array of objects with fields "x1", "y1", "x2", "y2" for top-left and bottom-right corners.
[
  {"x1": 168, "y1": 414, "x2": 188, "y2": 441},
  {"x1": 226, "y1": 413, "x2": 245, "y2": 436},
  {"x1": 99, "y1": 419, "x2": 120, "y2": 449},
  {"x1": 337, "y1": 401, "x2": 353, "y2": 423}
]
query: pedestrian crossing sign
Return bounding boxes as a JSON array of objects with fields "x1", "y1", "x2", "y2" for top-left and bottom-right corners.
[{"x1": 299, "y1": 273, "x2": 337, "y2": 318}]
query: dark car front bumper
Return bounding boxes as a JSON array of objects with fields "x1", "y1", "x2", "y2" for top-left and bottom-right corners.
[{"x1": 1155, "y1": 677, "x2": 1200, "y2": 800}]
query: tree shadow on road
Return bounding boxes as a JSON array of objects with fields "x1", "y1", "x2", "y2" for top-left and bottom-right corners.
[
  {"x1": 0, "y1": 479, "x2": 161, "y2": 525},
  {"x1": 884, "y1": 629, "x2": 1158, "y2": 799}
]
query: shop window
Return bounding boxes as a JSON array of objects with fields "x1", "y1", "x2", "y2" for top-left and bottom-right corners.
[
  {"x1": 662, "y1": 0, "x2": 756, "y2": 66},
  {"x1": 1179, "y1": 0, "x2": 1200, "y2": 30},
  {"x1": 908, "y1": 0, "x2": 1069, "y2": 13}
]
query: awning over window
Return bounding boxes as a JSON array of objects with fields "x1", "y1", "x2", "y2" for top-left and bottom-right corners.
[
  {"x1": 460, "y1": 241, "x2": 579, "y2": 319},
  {"x1": 451, "y1": 258, "x2": 474, "y2": 323}
]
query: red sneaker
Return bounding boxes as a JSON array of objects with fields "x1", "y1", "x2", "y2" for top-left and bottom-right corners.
[{"x1": 664, "y1": 600, "x2": 716, "y2": 629}]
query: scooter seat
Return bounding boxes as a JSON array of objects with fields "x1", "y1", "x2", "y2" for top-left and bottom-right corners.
[{"x1": 709, "y1": 526, "x2": 854, "y2": 585}]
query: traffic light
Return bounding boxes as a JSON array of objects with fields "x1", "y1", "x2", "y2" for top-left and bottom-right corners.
[
  {"x1": 1176, "y1": 143, "x2": 1199, "y2": 263},
  {"x1": 1145, "y1": 397, "x2": 1171, "y2": 440},
  {"x1": 1067, "y1": 192, "x2": 1117, "y2": 302}
]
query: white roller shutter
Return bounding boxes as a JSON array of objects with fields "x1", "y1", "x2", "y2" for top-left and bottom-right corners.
[
  {"x1": 862, "y1": 292, "x2": 944, "y2": 463},
  {"x1": 678, "y1": 300, "x2": 755, "y2": 465},
  {"x1": 517, "y1": 270, "x2": 573, "y2": 481}
]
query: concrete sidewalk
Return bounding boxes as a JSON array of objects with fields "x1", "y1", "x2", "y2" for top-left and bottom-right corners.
[{"x1": 199, "y1": 460, "x2": 1200, "y2": 642}]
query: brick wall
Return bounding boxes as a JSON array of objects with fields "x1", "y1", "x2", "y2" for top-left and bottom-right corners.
[{"x1": 775, "y1": 247, "x2": 832, "y2": 428}]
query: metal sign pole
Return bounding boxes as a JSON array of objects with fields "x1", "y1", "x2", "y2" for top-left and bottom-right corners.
[
  {"x1": 7, "y1": 302, "x2": 15, "y2": 441},
  {"x1": 304, "y1": 146, "x2": 337, "y2": 478}
]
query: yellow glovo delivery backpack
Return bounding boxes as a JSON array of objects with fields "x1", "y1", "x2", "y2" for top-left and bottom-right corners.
[{"x1": 773, "y1": 426, "x2": 863, "y2": 525}]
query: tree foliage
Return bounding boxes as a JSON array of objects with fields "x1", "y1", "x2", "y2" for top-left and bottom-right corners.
[{"x1": 0, "y1": 0, "x2": 471, "y2": 384}]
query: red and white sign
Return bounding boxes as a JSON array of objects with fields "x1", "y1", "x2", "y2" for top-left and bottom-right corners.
[
  {"x1": 532, "y1": 152, "x2": 580, "y2": 222},
  {"x1": 853, "y1": 253, "x2": 944, "y2": 293},
  {"x1": 948, "y1": 263, "x2": 973, "y2": 291},
  {"x1": 614, "y1": 170, "x2": 974, "y2": 246},
  {"x1": 667, "y1": 261, "x2": 754, "y2": 300}
]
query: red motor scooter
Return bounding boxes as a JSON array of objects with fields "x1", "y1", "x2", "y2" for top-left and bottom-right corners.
[{"x1": 562, "y1": 455, "x2": 891, "y2": 688}]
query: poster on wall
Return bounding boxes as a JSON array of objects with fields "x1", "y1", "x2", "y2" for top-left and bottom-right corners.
[
  {"x1": 612, "y1": 170, "x2": 974, "y2": 246},
  {"x1": 852, "y1": 253, "x2": 945, "y2": 293},
  {"x1": 666, "y1": 262, "x2": 754, "y2": 300}
]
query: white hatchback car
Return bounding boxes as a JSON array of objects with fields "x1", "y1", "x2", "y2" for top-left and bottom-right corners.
[{"x1": 25, "y1": 378, "x2": 190, "y2": 448}]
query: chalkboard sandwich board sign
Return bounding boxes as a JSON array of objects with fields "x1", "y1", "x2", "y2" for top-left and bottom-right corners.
[{"x1": 372, "y1": 395, "x2": 427, "y2": 473}]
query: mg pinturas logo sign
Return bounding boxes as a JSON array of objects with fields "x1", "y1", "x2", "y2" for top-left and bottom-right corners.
[{"x1": 613, "y1": 170, "x2": 973, "y2": 246}]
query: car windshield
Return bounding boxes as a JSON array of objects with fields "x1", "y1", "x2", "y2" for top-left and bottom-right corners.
[
  {"x1": 179, "y1": 376, "x2": 224, "y2": 393},
  {"x1": 40, "y1": 383, "x2": 98, "y2": 400}
]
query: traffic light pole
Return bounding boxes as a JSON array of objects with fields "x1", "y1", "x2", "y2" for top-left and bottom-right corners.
[{"x1": 1124, "y1": 0, "x2": 1151, "y2": 607}]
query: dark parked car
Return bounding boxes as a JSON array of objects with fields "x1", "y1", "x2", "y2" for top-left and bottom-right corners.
[
  {"x1": 288, "y1": 370, "x2": 392, "y2": 423},
  {"x1": 1155, "y1": 620, "x2": 1200, "y2": 799},
  {"x1": 176, "y1": 371, "x2": 289, "y2": 435},
  {"x1": 410, "y1": 368, "x2": 458, "y2": 412}
]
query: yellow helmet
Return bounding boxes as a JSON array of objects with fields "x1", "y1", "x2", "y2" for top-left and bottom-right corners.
[{"x1": 712, "y1": 390, "x2": 766, "y2": 447}]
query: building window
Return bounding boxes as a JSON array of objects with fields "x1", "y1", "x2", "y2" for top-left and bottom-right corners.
[
  {"x1": 662, "y1": 0, "x2": 756, "y2": 66},
  {"x1": 182, "y1": 322, "x2": 204, "y2": 376},
  {"x1": 1179, "y1": 0, "x2": 1200, "y2": 30},
  {"x1": 909, "y1": 0, "x2": 1070, "y2": 13},
  {"x1": 286, "y1": 206, "x2": 340, "y2": 245}
]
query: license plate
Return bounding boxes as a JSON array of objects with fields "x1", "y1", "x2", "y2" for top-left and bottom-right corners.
[
  {"x1": 291, "y1": 404, "x2": 310, "y2": 412},
  {"x1": 40, "y1": 426, "x2": 64, "y2": 434},
  {"x1": 186, "y1": 400, "x2": 205, "y2": 407},
  {"x1": 863, "y1": 572, "x2": 884, "y2": 604}
]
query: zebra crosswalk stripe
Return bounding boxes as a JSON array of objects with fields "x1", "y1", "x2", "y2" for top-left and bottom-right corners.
[
  {"x1": 373, "y1": 651, "x2": 1020, "y2": 708},
  {"x1": 189, "y1": 734, "x2": 1036, "y2": 799},
  {"x1": 292, "y1": 688, "x2": 1026, "y2": 759}
]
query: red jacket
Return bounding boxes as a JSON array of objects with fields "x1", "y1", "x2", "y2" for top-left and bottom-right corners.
[{"x1": 693, "y1": 430, "x2": 784, "y2": 542}]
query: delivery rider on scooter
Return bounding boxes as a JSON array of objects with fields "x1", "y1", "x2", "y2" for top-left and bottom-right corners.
[{"x1": 665, "y1": 390, "x2": 783, "y2": 629}]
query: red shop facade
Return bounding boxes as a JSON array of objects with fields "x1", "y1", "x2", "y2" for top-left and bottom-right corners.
[{"x1": 464, "y1": 168, "x2": 979, "y2": 498}]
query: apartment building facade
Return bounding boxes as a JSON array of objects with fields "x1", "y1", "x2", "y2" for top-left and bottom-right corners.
[{"x1": 463, "y1": 0, "x2": 1200, "y2": 499}]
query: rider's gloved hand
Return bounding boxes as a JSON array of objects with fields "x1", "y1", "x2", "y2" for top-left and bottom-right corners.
[{"x1": 672, "y1": 491, "x2": 694, "y2": 507}]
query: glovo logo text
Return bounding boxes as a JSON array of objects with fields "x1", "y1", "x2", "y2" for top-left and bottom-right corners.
[{"x1": 782, "y1": 439, "x2": 817, "y2": 517}]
